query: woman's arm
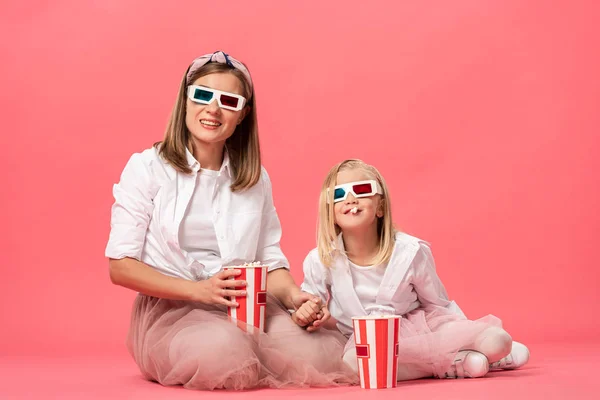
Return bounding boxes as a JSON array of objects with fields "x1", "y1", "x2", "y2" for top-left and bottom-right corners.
[
  {"x1": 267, "y1": 268, "x2": 315, "y2": 310},
  {"x1": 106, "y1": 152, "x2": 244, "y2": 306},
  {"x1": 109, "y1": 257, "x2": 194, "y2": 300},
  {"x1": 110, "y1": 257, "x2": 245, "y2": 306},
  {"x1": 254, "y1": 168, "x2": 290, "y2": 272},
  {"x1": 255, "y1": 169, "x2": 317, "y2": 308}
]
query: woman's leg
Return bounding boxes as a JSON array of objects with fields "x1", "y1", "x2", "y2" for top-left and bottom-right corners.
[
  {"x1": 264, "y1": 296, "x2": 358, "y2": 386},
  {"x1": 164, "y1": 315, "x2": 261, "y2": 389},
  {"x1": 128, "y1": 295, "x2": 262, "y2": 390}
]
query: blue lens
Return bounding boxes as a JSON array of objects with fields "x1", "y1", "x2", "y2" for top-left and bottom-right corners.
[
  {"x1": 334, "y1": 188, "x2": 346, "y2": 200},
  {"x1": 194, "y1": 88, "x2": 213, "y2": 102}
]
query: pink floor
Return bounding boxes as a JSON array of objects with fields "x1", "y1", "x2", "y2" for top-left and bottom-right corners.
[{"x1": 1, "y1": 341, "x2": 598, "y2": 399}]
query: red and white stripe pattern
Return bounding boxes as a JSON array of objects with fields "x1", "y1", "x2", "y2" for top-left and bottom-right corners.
[
  {"x1": 225, "y1": 264, "x2": 268, "y2": 333},
  {"x1": 352, "y1": 315, "x2": 401, "y2": 389}
]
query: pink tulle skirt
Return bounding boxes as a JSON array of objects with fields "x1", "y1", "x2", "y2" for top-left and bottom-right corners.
[
  {"x1": 127, "y1": 294, "x2": 358, "y2": 390},
  {"x1": 343, "y1": 305, "x2": 502, "y2": 378}
]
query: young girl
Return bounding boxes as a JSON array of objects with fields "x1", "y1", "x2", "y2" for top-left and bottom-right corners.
[
  {"x1": 293, "y1": 159, "x2": 529, "y2": 380},
  {"x1": 106, "y1": 51, "x2": 356, "y2": 390}
]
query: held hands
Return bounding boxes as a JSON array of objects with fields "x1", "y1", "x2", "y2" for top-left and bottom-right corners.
[
  {"x1": 191, "y1": 269, "x2": 246, "y2": 307},
  {"x1": 291, "y1": 292, "x2": 330, "y2": 332}
]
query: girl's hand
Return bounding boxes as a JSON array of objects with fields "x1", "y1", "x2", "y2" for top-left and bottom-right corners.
[
  {"x1": 291, "y1": 297, "x2": 323, "y2": 327},
  {"x1": 291, "y1": 297, "x2": 331, "y2": 332},
  {"x1": 191, "y1": 269, "x2": 247, "y2": 307},
  {"x1": 306, "y1": 305, "x2": 331, "y2": 333}
]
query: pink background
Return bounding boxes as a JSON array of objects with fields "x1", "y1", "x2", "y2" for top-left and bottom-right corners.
[{"x1": 1, "y1": 0, "x2": 598, "y2": 360}]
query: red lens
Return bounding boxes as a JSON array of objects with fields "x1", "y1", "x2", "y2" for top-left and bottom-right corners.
[
  {"x1": 220, "y1": 94, "x2": 240, "y2": 108},
  {"x1": 352, "y1": 183, "x2": 373, "y2": 195}
]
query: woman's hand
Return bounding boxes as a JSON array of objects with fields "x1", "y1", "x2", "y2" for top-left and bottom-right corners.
[{"x1": 191, "y1": 269, "x2": 247, "y2": 307}]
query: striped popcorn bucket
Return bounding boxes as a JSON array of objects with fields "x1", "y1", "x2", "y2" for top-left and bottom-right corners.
[
  {"x1": 224, "y1": 263, "x2": 268, "y2": 333},
  {"x1": 352, "y1": 315, "x2": 401, "y2": 389}
]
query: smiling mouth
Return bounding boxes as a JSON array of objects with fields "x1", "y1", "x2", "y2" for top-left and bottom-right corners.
[{"x1": 200, "y1": 119, "x2": 222, "y2": 127}]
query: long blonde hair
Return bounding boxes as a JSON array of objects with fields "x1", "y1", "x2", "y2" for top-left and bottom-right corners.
[
  {"x1": 155, "y1": 62, "x2": 261, "y2": 192},
  {"x1": 317, "y1": 159, "x2": 396, "y2": 266}
]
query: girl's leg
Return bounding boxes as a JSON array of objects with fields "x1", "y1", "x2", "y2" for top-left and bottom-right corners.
[
  {"x1": 468, "y1": 326, "x2": 513, "y2": 363},
  {"x1": 437, "y1": 351, "x2": 489, "y2": 379},
  {"x1": 343, "y1": 321, "x2": 496, "y2": 382},
  {"x1": 343, "y1": 347, "x2": 433, "y2": 381},
  {"x1": 343, "y1": 347, "x2": 490, "y2": 380},
  {"x1": 490, "y1": 341, "x2": 530, "y2": 370},
  {"x1": 438, "y1": 322, "x2": 513, "y2": 363}
]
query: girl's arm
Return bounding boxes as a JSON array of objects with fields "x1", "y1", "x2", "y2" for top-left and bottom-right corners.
[
  {"x1": 292, "y1": 252, "x2": 332, "y2": 331},
  {"x1": 299, "y1": 251, "x2": 330, "y2": 304},
  {"x1": 411, "y1": 243, "x2": 466, "y2": 317}
]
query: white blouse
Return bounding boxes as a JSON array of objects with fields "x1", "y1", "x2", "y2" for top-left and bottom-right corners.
[
  {"x1": 105, "y1": 147, "x2": 289, "y2": 280},
  {"x1": 301, "y1": 232, "x2": 465, "y2": 336},
  {"x1": 347, "y1": 260, "x2": 387, "y2": 314},
  {"x1": 178, "y1": 168, "x2": 221, "y2": 276}
]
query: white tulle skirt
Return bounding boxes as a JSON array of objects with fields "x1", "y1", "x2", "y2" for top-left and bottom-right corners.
[{"x1": 126, "y1": 294, "x2": 359, "y2": 390}]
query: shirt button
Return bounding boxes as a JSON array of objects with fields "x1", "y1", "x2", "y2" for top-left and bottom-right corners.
[{"x1": 219, "y1": 235, "x2": 225, "y2": 240}]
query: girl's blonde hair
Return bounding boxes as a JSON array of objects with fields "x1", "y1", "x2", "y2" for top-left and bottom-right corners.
[
  {"x1": 155, "y1": 62, "x2": 261, "y2": 192},
  {"x1": 317, "y1": 159, "x2": 396, "y2": 266}
]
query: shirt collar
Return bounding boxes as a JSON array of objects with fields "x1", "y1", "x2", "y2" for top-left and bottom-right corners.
[{"x1": 185, "y1": 147, "x2": 232, "y2": 177}]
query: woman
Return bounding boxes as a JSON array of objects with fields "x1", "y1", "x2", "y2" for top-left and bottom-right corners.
[{"x1": 105, "y1": 51, "x2": 356, "y2": 390}]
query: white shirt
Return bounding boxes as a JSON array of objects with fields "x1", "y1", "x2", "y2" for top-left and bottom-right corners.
[
  {"x1": 178, "y1": 168, "x2": 221, "y2": 275},
  {"x1": 301, "y1": 232, "x2": 465, "y2": 337},
  {"x1": 105, "y1": 147, "x2": 289, "y2": 281},
  {"x1": 347, "y1": 260, "x2": 387, "y2": 313}
]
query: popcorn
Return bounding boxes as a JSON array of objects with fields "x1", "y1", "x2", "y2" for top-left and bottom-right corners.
[
  {"x1": 365, "y1": 305, "x2": 396, "y2": 317},
  {"x1": 239, "y1": 262, "x2": 262, "y2": 267}
]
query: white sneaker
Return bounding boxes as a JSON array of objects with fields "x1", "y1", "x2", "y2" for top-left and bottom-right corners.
[
  {"x1": 438, "y1": 351, "x2": 489, "y2": 379},
  {"x1": 490, "y1": 341, "x2": 530, "y2": 370}
]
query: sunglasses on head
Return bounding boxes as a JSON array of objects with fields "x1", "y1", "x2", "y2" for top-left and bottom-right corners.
[
  {"x1": 187, "y1": 85, "x2": 246, "y2": 111},
  {"x1": 328, "y1": 180, "x2": 383, "y2": 203}
]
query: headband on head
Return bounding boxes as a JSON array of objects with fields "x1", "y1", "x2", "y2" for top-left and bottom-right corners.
[{"x1": 186, "y1": 51, "x2": 253, "y2": 92}]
